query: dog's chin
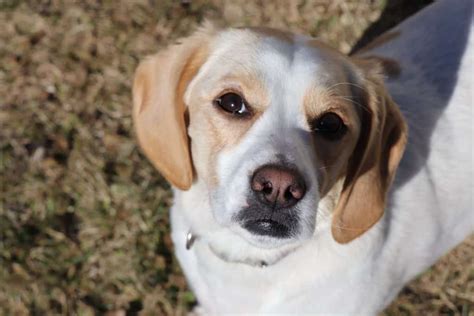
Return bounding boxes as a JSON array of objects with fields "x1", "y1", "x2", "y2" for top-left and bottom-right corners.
[
  {"x1": 207, "y1": 199, "x2": 315, "y2": 266},
  {"x1": 205, "y1": 224, "x2": 304, "y2": 267},
  {"x1": 232, "y1": 224, "x2": 300, "y2": 249}
]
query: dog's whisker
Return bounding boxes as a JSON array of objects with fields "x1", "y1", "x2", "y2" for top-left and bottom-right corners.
[{"x1": 326, "y1": 82, "x2": 368, "y2": 93}]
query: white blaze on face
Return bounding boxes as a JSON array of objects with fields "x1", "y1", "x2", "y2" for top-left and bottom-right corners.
[{"x1": 208, "y1": 33, "x2": 323, "y2": 247}]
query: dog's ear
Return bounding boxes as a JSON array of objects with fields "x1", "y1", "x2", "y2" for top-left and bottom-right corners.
[
  {"x1": 332, "y1": 58, "x2": 408, "y2": 243},
  {"x1": 132, "y1": 24, "x2": 216, "y2": 190}
]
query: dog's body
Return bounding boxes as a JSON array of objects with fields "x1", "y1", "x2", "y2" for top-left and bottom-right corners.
[{"x1": 133, "y1": 0, "x2": 473, "y2": 314}]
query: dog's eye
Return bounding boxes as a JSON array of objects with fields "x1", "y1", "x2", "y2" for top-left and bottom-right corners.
[
  {"x1": 214, "y1": 92, "x2": 249, "y2": 116},
  {"x1": 312, "y1": 112, "x2": 346, "y2": 140}
]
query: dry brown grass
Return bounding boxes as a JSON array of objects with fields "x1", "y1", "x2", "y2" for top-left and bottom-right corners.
[{"x1": 1, "y1": 0, "x2": 472, "y2": 315}]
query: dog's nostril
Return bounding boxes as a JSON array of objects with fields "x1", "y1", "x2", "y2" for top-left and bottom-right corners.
[
  {"x1": 262, "y1": 181, "x2": 273, "y2": 195},
  {"x1": 284, "y1": 187, "x2": 294, "y2": 201},
  {"x1": 289, "y1": 184, "x2": 304, "y2": 200},
  {"x1": 251, "y1": 177, "x2": 271, "y2": 192}
]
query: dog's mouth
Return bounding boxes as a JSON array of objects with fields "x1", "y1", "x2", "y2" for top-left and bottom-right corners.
[
  {"x1": 237, "y1": 204, "x2": 299, "y2": 239},
  {"x1": 243, "y1": 219, "x2": 291, "y2": 238}
]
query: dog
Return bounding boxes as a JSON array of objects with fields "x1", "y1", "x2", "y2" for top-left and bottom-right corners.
[{"x1": 132, "y1": 0, "x2": 473, "y2": 314}]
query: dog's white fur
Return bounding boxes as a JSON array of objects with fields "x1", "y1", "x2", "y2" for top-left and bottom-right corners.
[{"x1": 134, "y1": 0, "x2": 473, "y2": 314}]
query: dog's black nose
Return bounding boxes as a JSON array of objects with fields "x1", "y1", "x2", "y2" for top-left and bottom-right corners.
[{"x1": 251, "y1": 165, "x2": 306, "y2": 208}]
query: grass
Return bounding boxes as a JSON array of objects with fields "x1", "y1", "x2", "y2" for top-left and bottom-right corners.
[{"x1": 0, "y1": 0, "x2": 472, "y2": 314}]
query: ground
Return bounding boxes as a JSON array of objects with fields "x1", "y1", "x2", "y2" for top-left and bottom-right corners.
[{"x1": 0, "y1": 0, "x2": 472, "y2": 315}]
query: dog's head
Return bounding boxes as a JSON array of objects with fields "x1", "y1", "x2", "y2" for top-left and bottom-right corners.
[{"x1": 133, "y1": 24, "x2": 407, "y2": 255}]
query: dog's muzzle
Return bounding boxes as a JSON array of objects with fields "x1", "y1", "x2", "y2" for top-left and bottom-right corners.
[{"x1": 238, "y1": 164, "x2": 306, "y2": 238}]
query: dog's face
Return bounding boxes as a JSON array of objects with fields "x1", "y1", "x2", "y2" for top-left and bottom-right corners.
[
  {"x1": 184, "y1": 28, "x2": 364, "y2": 249},
  {"x1": 133, "y1": 24, "x2": 407, "y2": 253}
]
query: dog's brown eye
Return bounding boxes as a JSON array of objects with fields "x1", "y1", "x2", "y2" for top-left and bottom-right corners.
[
  {"x1": 214, "y1": 92, "x2": 249, "y2": 116},
  {"x1": 312, "y1": 112, "x2": 346, "y2": 140}
]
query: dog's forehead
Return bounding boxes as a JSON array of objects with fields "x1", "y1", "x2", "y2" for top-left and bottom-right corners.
[{"x1": 202, "y1": 28, "x2": 352, "y2": 93}]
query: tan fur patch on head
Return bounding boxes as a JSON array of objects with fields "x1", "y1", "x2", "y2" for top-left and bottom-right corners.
[
  {"x1": 214, "y1": 74, "x2": 270, "y2": 113},
  {"x1": 244, "y1": 26, "x2": 295, "y2": 43},
  {"x1": 303, "y1": 87, "x2": 361, "y2": 197},
  {"x1": 177, "y1": 46, "x2": 211, "y2": 117},
  {"x1": 355, "y1": 55, "x2": 401, "y2": 78},
  {"x1": 308, "y1": 39, "x2": 347, "y2": 60},
  {"x1": 187, "y1": 71, "x2": 269, "y2": 187}
]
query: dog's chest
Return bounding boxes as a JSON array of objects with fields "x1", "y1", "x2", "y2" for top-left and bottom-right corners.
[
  {"x1": 176, "y1": 240, "x2": 390, "y2": 314},
  {"x1": 170, "y1": 205, "x2": 389, "y2": 313}
]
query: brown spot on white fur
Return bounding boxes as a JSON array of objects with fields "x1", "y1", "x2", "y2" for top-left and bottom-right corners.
[
  {"x1": 303, "y1": 87, "x2": 360, "y2": 197},
  {"x1": 353, "y1": 55, "x2": 401, "y2": 78},
  {"x1": 299, "y1": 52, "x2": 407, "y2": 243},
  {"x1": 187, "y1": 72, "x2": 268, "y2": 187}
]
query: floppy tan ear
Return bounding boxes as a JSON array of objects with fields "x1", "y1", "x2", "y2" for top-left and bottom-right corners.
[
  {"x1": 332, "y1": 59, "x2": 408, "y2": 243},
  {"x1": 132, "y1": 25, "x2": 215, "y2": 190}
]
